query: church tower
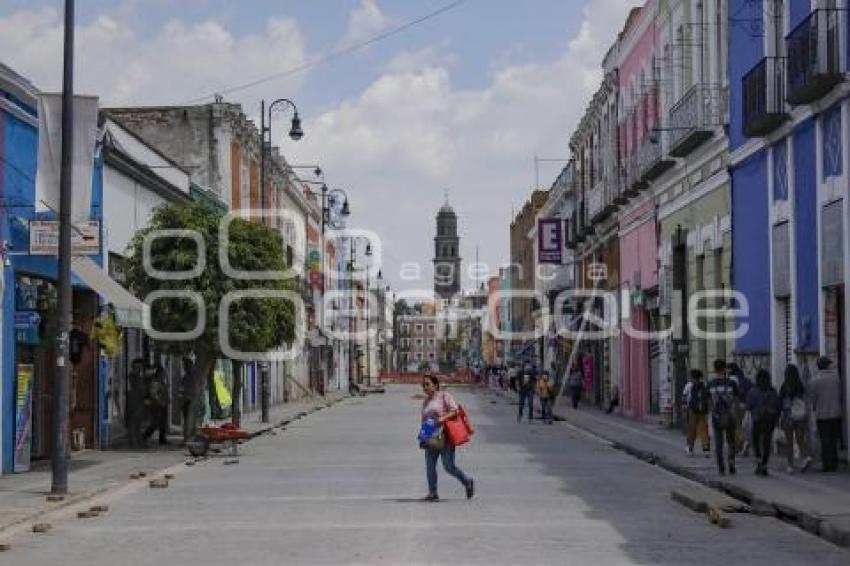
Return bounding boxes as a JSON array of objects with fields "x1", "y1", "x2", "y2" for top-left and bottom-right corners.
[{"x1": 433, "y1": 195, "x2": 461, "y2": 301}]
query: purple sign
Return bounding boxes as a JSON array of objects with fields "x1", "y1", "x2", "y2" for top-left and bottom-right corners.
[{"x1": 538, "y1": 218, "x2": 563, "y2": 264}]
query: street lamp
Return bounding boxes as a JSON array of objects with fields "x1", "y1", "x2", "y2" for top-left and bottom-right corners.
[
  {"x1": 258, "y1": 97, "x2": 302, "y2": 423},
  {"x1": 348, "y1": 236, "x2": 373, "y2": 388}
]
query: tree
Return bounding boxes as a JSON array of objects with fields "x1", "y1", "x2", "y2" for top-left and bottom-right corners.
[{"x1": 123, "y1": 201, "x2": 295, "y2": 440}]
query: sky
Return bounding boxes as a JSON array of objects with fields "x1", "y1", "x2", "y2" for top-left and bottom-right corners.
[{"x1": 0, "y1": 0, "x2": 642, "y2": 295}]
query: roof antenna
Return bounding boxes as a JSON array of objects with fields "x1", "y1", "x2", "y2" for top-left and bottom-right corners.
[{"x1": 444, "y1": 188, "x2": 450, "y2": 206}]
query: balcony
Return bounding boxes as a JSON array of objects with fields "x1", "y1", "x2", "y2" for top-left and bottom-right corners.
[
  {"x1": 786, "y1": 9, "x2": 843, "y2": 105},
  {"x1": 668, "y1": 84, "x2": 725, "y2": 157},
  {"x1": 743, "y1": 57, "x2": 790, "y2": 137},
  {"x1": 635, "y1": 136, "x2": 674, "y2": 184},
  {"x1": 588, "y1": 180, "x2": 617, "y2": 224}
]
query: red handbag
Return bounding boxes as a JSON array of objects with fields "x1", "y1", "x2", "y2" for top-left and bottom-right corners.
[{"x1": 445, "y1": 406, "x2": 474, "y2": 446}]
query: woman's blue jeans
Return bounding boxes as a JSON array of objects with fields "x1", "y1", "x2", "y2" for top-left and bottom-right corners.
[{"x1": 425, "y1": 444, "x2": 470, "y2": 495}]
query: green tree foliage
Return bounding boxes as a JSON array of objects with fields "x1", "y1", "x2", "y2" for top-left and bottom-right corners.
[{"x1": 123, "y1": 201, "x2": 296, "y2": 438}]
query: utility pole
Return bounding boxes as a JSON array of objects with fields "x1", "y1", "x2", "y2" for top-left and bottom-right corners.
[{"x1": 52, "y1": 0, "x2": 75, "y2": 495}]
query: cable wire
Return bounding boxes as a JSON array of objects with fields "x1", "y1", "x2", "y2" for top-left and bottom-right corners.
[{"x1": 179, "y1": 0, "x2": 471, "y2": 105}]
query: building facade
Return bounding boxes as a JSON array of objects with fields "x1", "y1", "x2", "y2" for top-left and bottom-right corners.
[{"x1": 730, "y1": 0, "x2": 850, "y2": 450}]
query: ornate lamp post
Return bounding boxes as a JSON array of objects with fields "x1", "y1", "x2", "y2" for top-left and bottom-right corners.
[{"x1": 258, "y1": 97, "x2": 302, "y2": 423}]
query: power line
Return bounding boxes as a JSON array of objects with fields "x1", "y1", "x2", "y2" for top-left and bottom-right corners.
[{"x1": 180, "y1": 0, "x2": 471, "y2": 105}]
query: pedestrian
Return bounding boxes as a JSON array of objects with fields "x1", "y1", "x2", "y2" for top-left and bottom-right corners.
[
  {"x1": 779, "y1": 364, "x2": 812, "y2": 473},
  {"x1": 144, "y1": 362, "x2": 169, "y2": 446},
  {"x1": 708, "y1": 359, "x2": 740, "y2": 475},
  {"x1": 728, "y1": 363, "x2": 753, "y2": 456},
  {"x1": 179, "y1": 357, "x2": 194, "y2": 440},
  {"x1": 536, "y1": 371, "x2": 555, "y2": 424},
  {"x1": 607, "y1": 385, "x2": 620, "y2": 414},
  {"x1": 517, "y1": 366, "x2": 536, "y2": 423},
  {"x1": 809, "y1": 356, "x2": 843, "y2": 473},
  {"x1": 419, "y1": 375, "x2": 474, "y2": 502},
  {"x1": 125, "y1": 358, "x2": 146, "y2": 449},
  {"x1": 567, "y1": 358, "x2": 583, "y2": 409},
  {"x1": 747, "y1": 369, "x2": 780, "y2": 476},
  {"x1": 508, "y1": 363, "x2": 518, "y2": 392},
  {"x1": 682, "y1": 369, "x2": 711, "y2": 458}
]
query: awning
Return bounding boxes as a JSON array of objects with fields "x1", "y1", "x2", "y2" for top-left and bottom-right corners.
[{"x1": 71, "y1": 257, "x2": 149, "y2": 328}]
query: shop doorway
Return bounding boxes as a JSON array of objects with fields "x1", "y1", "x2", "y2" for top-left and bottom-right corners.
[
  {"x1": 824, "y1": 286, "x2": 846, "y2": 449},
  {"x1": 15, "y1": 275, "x2": 99, "y2": 461}
]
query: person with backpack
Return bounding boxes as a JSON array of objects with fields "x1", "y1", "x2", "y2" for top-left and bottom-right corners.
[
  {"x1": 536, "y1": 371, "x2": 555, "y2": 424},
  {"x1": 729, "y1": 363, "x2": 753, "y2": 456},
  {"x1": 746, "y1": 369, "x2": 780, "y2": 476},
  {"x1": 682, "y1": 370, "x2": 711, "y2": 457},
  {"x1": 419, "y1": 375, "x2": 474, "y2": 502},
  {"x1": 779, "y1": 364, "x2": 812, "y2": 473},
  {"x1": 708, "y1": 359, "x2": 740, "y2": 475}
]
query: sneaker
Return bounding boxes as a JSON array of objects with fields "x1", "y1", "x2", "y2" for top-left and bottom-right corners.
[
  {"x1": 801, "y1": 457, "x2": 812, "y2": 473},
  {"x1": 686, "y1": 446, "x2": 694, "y2": 456},
  {"x1": 422, "y1": 493, "x2": 439, "y2": 502},
  {"x1": 729, "y1": 462, "x2": 737, "y2": 475},
  {"x1": 465, "y1": 479, "x2": 475, "y2": 500}
]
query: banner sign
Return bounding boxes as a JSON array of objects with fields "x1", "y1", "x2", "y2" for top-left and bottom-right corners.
[
  {"x1": 14, "y1": 364, "x2": 35, "y2": 473},
  {"x1": 538, "y1": 218, "x2": 563, "y2": 264},
  {"x1": 29, "y1": 220, "x2": 100, "y2": 255}
]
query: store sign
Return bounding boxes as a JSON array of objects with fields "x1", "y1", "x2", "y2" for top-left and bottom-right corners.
[
  {"x1": 538, "y1": 219, "x2": 563, "y2": 264},
  {"x1": 14, "y1": 310, "x2": 41, "y2": 329},
  {"x1": 29, "y1": 220, "x2": 100, "y2": 255},
  {"x1": 14, "y1": 364, "x2": 35, "y2": 472}
]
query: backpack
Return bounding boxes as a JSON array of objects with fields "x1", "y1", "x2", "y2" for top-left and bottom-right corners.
[
  {"x1": 688, "y1": 382, "x2": 710, "y2": 414},
  {"x1": 711, "y1": 381, "x2": 736, "y2": 428},
  {"x1": 761, "y1": 389, "x2": 780, "y2": 424}
]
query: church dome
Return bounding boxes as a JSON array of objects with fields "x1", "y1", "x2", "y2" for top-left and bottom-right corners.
[{"x1": 438, "y1": 203, "x2": 456, "y2": 216}]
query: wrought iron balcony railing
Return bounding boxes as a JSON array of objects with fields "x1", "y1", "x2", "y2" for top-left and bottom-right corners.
[
  {"x1": 668, "y1": 83, "x2": 726, "y2": 156},
  {"x1": 743, "y1": 57, "x2": 789, "y2": 137},
  {"x1": 786, "y1": 8, "x2": 843, "y2": 105}
]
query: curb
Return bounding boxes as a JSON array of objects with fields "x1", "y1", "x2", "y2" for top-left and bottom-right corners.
[
  {"x1": 556, "y1": 409, "x2": 850, "y2": 549},
  {"x1": 247, "y1": 395, "x2": 346, "y2": 438},
  {"x1": 0, "y1": 395, "x2": 346, "y2": 540},
  {"x1": 486, "y1": 387, "x2": 850, "y2": 549}
]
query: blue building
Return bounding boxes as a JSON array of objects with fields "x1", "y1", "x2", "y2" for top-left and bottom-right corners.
[
  {"x1": 730, "y1": 1, "x2": 849, "y2": 451},
  {"x1": 1, "y1": 63, "x2": 109, "y2": 474}
]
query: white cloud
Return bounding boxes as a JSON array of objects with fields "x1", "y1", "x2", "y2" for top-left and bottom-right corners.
[
  {"x1": 384, "y1": 41, "x2": 459, "y2": 74},
  {"x1": 291, "y1": 0, "x2": 641, "y2": 292},
  {"x1": 0, "y1": 8, "x2": 307, "y2": 105},
  {"x1": 344, "y1": 0, "x2": 398, "y2": 45}
]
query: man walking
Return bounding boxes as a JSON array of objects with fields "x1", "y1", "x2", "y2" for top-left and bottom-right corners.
[
  {"x1": 517, "y1": 365, "x2": 536, "y2": 423},
  {"x1": 682, "y1": 370, "x2": 711, "y2": 457},
  {"x1": 809, "y1": 356, "x2": 843, "y2": 472},
  {"x1": 708, "y1": 360, "x2": 740, "y2": 475}
]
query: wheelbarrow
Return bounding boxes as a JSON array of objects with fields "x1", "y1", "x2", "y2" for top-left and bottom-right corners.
[{"x1": 187, "y1": 423, "x2": 251, "y2": 458}]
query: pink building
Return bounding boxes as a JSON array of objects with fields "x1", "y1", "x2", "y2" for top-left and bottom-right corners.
[
  {"x1": 614, "y1": 3, "x2": 663, "y2": 421},
  {"x1": 619, "y1": 200, "x2": 658, "y2": 420}
]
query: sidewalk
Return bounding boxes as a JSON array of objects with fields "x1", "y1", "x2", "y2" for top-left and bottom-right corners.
[
  {"x1": 0, "y1": 392, "x2": 347, "y2": 537},
  {"x1": 552, "y1": 400, "x2": 850, "y2": 548}
]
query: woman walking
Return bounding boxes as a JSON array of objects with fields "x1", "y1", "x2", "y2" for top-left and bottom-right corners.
[
  {"x1": 746, "y1": 369, "x2": 780, "y2": 476},
  {"x1": 420, "y1": 375, "x2": 474, "y2": 502},
  {"x1": 779, "y1": 364, "x2": 812, "y2": 473}
]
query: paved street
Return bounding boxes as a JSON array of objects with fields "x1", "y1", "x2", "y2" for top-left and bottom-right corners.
[{"x1": 5, "y1": 386, "x2": 849, "y2": 565}]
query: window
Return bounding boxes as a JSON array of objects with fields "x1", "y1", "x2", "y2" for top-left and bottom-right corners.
[
  {"x1": 428, "y1": 339, "x2": 435, "y2": 347},
  {"x1": 415, "y1": 353, "x2": 423, "y2": 361},
  {"x1": 427, "y1": 324, "x2": 435, "y2": 332},
  {"x1": 822, "y1": 105, "x2": 843, "y2": 180},
  {"x1": 773, "y1": 142, "x2": 789, "y2": 201},
  {"x1": 429, "y1": 353, "x2": 435, "y2": 360},
  {"x1": 415, "y1": 324, "x2": 424, "y2": 332},
  {"x1": 416, "y1": 338, "x2": 423, "y2": 347},
  {"x1": 401, "y1": 324, "x2": 409, "y2": 333}
]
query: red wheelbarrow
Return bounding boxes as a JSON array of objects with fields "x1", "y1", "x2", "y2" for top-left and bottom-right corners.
[{"x1": 187, "y1": 423, "x2": 251, "y2": 458}]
